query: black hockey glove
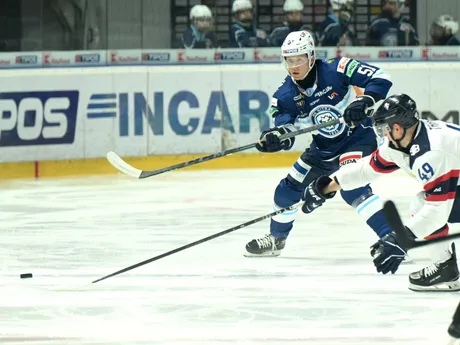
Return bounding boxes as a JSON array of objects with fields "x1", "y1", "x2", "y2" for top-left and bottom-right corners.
[
  {"x1": 343, "y1": 95, "x2": 375, "y2": 127},
  {"x1": 302, "y1": 175, "x2": 337, "y2": 214},
  {"x1": 255, "y1": 126, "x2": 295, "y2": 153},
  {"x1": 370, "y1": 232, "x2": 408, "y2": 275}
]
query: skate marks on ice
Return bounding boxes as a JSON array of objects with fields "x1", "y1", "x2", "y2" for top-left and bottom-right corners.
[{"x1": 0, "y1": 170, "x2": 458, "y2": 344}]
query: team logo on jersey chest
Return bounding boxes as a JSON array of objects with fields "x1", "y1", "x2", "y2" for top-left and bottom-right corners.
[
  {"x1": 310, "y1": 104, "x2": 345, "y2": 138},
  {"x1": 410, "y1": 144, "x2": 420, "y2": 156}
]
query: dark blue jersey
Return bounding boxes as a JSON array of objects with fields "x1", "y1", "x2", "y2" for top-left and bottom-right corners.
[
  {"x1": 444, "y1": 35, "x2": 460, "y2": 46},
  {"x1": 366, "y1": 15, "x2": 418, "y2": 46},
  {"x1": 317, "y1": 14, "x2": 357, "y2": 47},
  {"x1": 180, "y1": 26, "x2": 217, "y2": 49},
  {"x1": 269, "y1": 24, "x2": 313, "y2": 47},
  {"x1": 270, "y1": 57, "x2": 393, "y2": 159},
  {"x1": 229, "y1": 23, "x2": 269, "y2": 48}
]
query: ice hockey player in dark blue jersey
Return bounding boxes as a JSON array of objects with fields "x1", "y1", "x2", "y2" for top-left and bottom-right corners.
[
  {"x1": 269, "y1": 0, "x2": 314, "y2": 47},
  {"x1": 366, "y1": 0, "x2": 418, "y2": 46},
  {"x1": 181, "y1": 5, "x2": 217, "y2": 49},
  {"x1": 244, "y1": 30, "x2": 395, "y2": 257},
  {"x1": 316, "y1": 0, "x2": 358, "y2": 47},
  {"x1": 229, "y1": 0, "x2": 269, "y2": 48},
  {"x1": 429, "y1": 15, "x2": 460, "y2": 46}
]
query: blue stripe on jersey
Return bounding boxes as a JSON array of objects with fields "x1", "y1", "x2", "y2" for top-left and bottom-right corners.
[
  {"x1": 446, "y1": 124, "x2": 460, "y2": 132},
  {"x1": 294, "y1": 162, "x2": 308, "y2": 175}
]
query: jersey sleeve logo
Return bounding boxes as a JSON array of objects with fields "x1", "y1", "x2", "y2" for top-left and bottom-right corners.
[
  {"x1": 336, "y1": 57, "x2": 350, "y2": 73},
  {"x1": 345, "y1": 60, "x2": 359, "y2": 77}
]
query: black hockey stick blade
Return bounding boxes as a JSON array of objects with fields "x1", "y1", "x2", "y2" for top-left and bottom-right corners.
[
  {"x1": 92, "y1": 200, "x2": 304, "y2": 284},
  {"x1": 448, "y1": 302, "x2": 460, "y2": 339},
  {"x1": 382, "y1": 200, "x2": 415, "y2": 249},
  {"x1": 383, "y1": 200, "x2": 460, "y2": 250},
  {"x1": 106, "y1": 118, "x2": 343, "y2": 179}
]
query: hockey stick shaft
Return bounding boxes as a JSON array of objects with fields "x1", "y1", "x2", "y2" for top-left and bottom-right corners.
[
  {"x1": 107, "y1": 118, "x2": 343, "y2": 179},
  {"x1": 383, "y1": 200, "x2": 460, "y2": 250},
  {"x1": 448, "y1": 302, "x2": 460, "y2": 344},
  {"x1": 92, "y1": 201, "x2": 303, "y2": 284}
]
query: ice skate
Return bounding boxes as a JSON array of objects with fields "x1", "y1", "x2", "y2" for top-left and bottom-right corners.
[
  {"x1": 244, "y1": 234, "x2": 286, "y2": 257},
  {"x1": 409, "y1": 243, "x2": 460, "y2": 292}
]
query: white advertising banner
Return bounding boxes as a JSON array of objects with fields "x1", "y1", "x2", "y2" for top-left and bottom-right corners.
[
  {"x1": 2, "y1": 47, "x2": 459, "y2": 68},
  {"x1": 0, "y1": 62, "x2": 459, "y2": 162}
]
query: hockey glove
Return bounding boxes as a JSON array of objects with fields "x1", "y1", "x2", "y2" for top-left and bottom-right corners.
[
  {"x1": 343, "y1": 95, "x2": 375, "y2": 127},
  {"x1": 370, "y1": 232, "x2": 408, "y2": 275},
  {"x1": 302, "y1": 175, "x2": 337, "y2": 214},
  {"x1": 255, "y1": 126, "x2": 295, "y2": 153}
]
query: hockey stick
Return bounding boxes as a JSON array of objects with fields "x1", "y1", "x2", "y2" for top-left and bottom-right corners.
[
  {"x1": 383, "y1": 200, "x2": 460, "y2": 250},
  {"x1": 106, "y1": 117, "x2": 345, "y2": 179},
  {"x1": 448, "y1": 302, "x2": 460, "y2": 344},
  {"x1": 92, "y1": 200, "x2": 304, "y2": 284}
]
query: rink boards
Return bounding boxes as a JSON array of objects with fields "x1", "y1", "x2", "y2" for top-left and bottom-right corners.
[
  {"x1": 0, "y1": 152, "x2": 301, "y2": 179},
  {"x1": 0, "y1": 62, "x2": 459, "y2": 179}
]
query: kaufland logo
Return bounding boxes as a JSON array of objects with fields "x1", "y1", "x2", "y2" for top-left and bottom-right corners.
[
  {"x1": 44, "y1": 54, "x2": 70, "y2": 64},
  {"x1": 423, "y1": 48, "x2": 459, "y2": 59},
  {"x1": 110, "y1": 52, "x2": 140, "y2": 63},
  {"x1": 177, "y1": 51, "x2": 208, "y2": 62},
  {"x1": 254, "y1": 50, "x2": 281, "y2": 62},
  {"x1": 336, "y1": 49, "x2": 371, "y2": 59}
]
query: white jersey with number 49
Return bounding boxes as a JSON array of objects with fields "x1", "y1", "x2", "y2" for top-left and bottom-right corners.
[{"x1": 335, "y1": 119, "x2": 460, "y2": 238}]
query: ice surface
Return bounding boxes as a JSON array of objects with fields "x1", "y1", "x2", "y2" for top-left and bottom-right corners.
[{"x1": 0, "y1": 168, "x2": 458, "y2": 345}]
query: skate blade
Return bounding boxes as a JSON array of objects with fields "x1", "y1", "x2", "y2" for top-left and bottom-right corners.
[
  {"x1": 401, "y1": 255, "x2": 414, "y2": 264},
  {"x1": 243, "y1": 250, "x2": 281, "y2": 258},
  {"x1": 409, "y1": 280, "x2": 460, "y2": 292}
]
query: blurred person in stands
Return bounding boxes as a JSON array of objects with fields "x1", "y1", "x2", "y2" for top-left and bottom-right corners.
[
  {"x1": 181, "y1": 4, "x2": 217, "y2": 49},
  {"x1": 269, "y1": 0, "x2": 314, "y2": 47},
  {"x1": 366, "y1": 0, "x2": 418, "y2": 46},
  {"x1": 229, "y1": 0, "x2": 269, "y2": 48},
  {"x1": 316, "y1": 0, "x2": 358, "y2": 47},
  {"x1": 429, "y1": 15, "x2": 460, "y2": 46}
]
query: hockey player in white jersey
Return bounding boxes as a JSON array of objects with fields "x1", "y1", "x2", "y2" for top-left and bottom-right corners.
[{"x1": 301, "y1": 93, "x2": 460, "y2": 291}]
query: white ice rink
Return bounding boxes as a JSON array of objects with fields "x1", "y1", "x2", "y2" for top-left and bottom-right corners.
[{"x1": 0, "y1": 167, "x2": 459, "y2": 345}]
